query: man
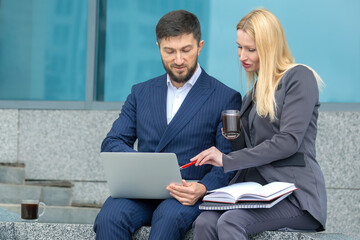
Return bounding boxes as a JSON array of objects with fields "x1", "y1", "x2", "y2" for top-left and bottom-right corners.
[{"x1": 94, "y1": 10, "x2": 242, "y2": 240}]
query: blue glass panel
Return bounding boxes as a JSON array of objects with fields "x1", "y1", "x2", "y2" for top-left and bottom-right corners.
[
  {"x1": 103, "y1": 0, "x2": 210, "y2": 101},
  {"x1": 102, "y1": 0, "x2": 360, "y2": 103},
  {"x1": 205, "y1": 0, "x2": 360, "y2": 103},
  {"x1": 0, "y1": 0, "x2": 88, "y2": 101}
]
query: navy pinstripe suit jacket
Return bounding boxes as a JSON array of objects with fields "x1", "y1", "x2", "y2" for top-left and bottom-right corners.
[{"x1": 101, "y1": 68, "x2": 242, "y2": 191}]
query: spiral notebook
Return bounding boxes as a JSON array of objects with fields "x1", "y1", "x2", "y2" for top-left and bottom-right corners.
[{"x1": 199, "y1": 192, "x2": 292, "y2": 210}]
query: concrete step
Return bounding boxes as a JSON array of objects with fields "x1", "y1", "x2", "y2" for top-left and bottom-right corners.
[
  {"x1": 0, "y1": 183, "x2": 72, "y2": 206},
  {"x1": 0, "y1": 184, "x2": 42, "y2": 204},
  {"x1": 0, "y1": 206, "x2": 21, "y2": 222},
  {"x1": 0, "y1": 165, "x2": 25, "y2": 184},
  {"x1": 0, "y1": 222, "x2": 356, "y2": 240},
  {"x1": 0, "y1": 203, "x2": 100, "y2": 224}
]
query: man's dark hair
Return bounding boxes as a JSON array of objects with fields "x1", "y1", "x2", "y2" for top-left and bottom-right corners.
[{"x1": 156, "y1": 10, "x2": 201, "y2": 44}]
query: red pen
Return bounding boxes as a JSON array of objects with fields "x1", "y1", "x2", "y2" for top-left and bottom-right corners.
[{"x1": 179, "y1": 161, "x2": 197, "y2": 170}]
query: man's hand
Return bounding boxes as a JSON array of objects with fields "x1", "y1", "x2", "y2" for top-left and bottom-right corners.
[{"x1": 166, "y1": 180, "x2": 207, "y2": 206}]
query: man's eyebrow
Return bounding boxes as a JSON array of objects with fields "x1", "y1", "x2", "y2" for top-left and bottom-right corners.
[
  {"x1": 181, "y1": 44, "x2": 193, "y2": 49},
  {"x1": 162, "y1": 44, "x2": 194, "y2": 50}
]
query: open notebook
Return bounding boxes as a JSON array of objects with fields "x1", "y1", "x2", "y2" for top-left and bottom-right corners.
[{"x1": 199, "y1": 192, "x2": 293, "y2": 210}]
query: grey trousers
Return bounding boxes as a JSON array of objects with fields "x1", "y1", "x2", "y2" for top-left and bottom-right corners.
[{"x1": 192, "y1": 198, "x2": 320, "y2": 240}]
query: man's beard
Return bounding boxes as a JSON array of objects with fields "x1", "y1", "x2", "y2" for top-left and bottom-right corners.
[{"x1": 162, "y1": 57, "x2": 198, "y2": 84}]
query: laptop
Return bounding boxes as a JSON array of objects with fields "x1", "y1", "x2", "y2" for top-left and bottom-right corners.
[{"x1": 101, "y1": 152, "x2": 183, "y2": 199}]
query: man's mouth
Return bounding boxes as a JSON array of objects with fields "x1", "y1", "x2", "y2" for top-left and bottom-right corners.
[{"x1": 173, "y1": 66, "x2": 186, "y2": 72}]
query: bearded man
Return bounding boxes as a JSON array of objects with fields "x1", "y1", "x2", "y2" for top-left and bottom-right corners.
[{"x1": 94, "y1": 10, "x2": 242, "y2": 240}]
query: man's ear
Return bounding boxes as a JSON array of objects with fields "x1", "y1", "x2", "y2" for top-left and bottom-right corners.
[
  {"x1": 156, "y1": 42, "x2": 160, "y2": 48},
  {"x1": 197, "y1": 40, "x2": 204, "y2": 55}
]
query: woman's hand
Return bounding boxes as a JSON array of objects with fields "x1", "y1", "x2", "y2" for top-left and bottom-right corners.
[{"x1": 190, "y1": 146, "x2": 223, "y2": 167}]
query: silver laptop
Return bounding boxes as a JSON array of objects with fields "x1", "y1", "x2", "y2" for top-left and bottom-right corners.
[{"x1": 101, "y1": 152, "x2": 183, "y2": 199}]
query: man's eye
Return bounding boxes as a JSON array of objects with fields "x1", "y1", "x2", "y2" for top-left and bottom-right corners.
[
  {"x1": 238, "y1": 46, "x2": 242, "y2": 49},
  {"x1": 166, "y1": 50, "x2": 174, "y2": 54}
]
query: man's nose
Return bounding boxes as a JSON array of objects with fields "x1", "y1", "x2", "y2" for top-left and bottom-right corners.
[{"x1": 174, "y1": 52, "x2": 184, "y2": 65}]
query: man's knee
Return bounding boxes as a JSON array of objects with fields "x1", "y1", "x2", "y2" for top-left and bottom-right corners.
[
  {"x1": 94, "y1": 198, "x2": 130, "y2": 229},
  {"x1": 152, "y1": 207, "x2": 183, "y2": 225},
  {"x1": 94, "y1": 201, "x2": 117, "y2": 231},
  {"x1": 153, "y1": 199, "x2": 199, "y2": 226}
]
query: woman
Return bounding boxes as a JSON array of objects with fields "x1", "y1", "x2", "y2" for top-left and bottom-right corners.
[{"x1": 191, "y1": 9, "x2": 327, "y2": 239}]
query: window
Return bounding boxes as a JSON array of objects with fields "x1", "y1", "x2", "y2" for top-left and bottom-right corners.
[
  {"x1": 0, "y1": 0, "x2": 88, "y2": 101},
  {"x1": 0, "y1": 0, "x2": 359, "y2": 110},
  {"x1": 95, "y1": 0, "x2": 209, "y2": 102}
]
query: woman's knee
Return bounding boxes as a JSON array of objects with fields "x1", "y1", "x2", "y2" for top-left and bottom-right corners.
[
  {"x1": 193, "y1": 212, "x2": 221, "y2": 240},
  {"x1": 194, "y1": 212, "x2": 214, "y2": 230},
  {"x1": 217, "y1": 211, "x2": 248, "y2": 239}
]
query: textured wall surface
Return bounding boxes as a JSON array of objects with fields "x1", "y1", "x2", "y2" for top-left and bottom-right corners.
[
  {"x1": 0, "y1": 109, "x2": 359, "y2": 239},
  {"x1": 316, "y1": 112, "x2": 360, "y2": 238},
  {"x1": 18, "y1": 110, "x2": 119, "y2": 180},
  {"x1": 0, "y1": 110, "x2": 18, "y2": 163}
]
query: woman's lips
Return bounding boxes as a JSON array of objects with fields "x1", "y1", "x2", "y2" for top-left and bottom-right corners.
[{"x1": 242, "y1": 62, "x2": 250, "y2": 68}]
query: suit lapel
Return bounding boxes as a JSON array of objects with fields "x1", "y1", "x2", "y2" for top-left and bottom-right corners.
[
  {"x1": 239, "y1": 91, "x2": 253, "y2": 116},
  {"x1": 150, "y1": 76, "x2": 168, "y2": 136},
  {"x1": 248, "y1": 100, "x2": 257, "y2": 133},
  {"x1": 155, "y1": 71, "x2": 214, "y2": 152},
  {"x1": 239, "y1": 91, "x2": 254, "y2": 148}
]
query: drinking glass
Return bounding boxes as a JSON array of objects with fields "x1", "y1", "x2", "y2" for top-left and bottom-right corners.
[
  {"x1": 21, "y1": 200, "x2": 46, "y2": 222},
  {"x1": 222, "y1": 110, "x2": 241, "y2": 138}
]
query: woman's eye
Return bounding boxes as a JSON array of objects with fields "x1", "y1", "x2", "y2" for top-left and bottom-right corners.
[{"x1": 249, "y1": 49, "x2": 256, "y2": 52}]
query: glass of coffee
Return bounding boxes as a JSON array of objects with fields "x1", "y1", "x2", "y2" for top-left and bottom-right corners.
[
  {"x1": 222, "y1": 110, "x2": 241, "y2": 138},
  {"x1": 21, "y1": 200, "x2": 46, "y2": 222}
]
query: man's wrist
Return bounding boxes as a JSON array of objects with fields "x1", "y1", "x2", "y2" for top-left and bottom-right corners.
[{"x1": 197, "y1": 183, "x2": 207, "y2": 197}]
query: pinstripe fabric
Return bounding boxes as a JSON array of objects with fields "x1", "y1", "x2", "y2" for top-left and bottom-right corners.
[
  {"x1": 94, "y1": 198, "x2": 160, "y2": 240},
  {"x1": 95, "y1": 68, "x2": 242, "y2": 239}
]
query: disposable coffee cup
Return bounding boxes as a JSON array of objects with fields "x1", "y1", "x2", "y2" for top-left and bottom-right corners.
[
  {"x1": 222, "y1": 110, "x2": 241, "y2": 138},
  {"x1": 21, "y1": 200, "x2": 46, "y2": 222}
]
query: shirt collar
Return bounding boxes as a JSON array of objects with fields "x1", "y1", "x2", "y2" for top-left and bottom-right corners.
[{"x1": 167, "y1": 63, "x2": 202, "y2": 88}]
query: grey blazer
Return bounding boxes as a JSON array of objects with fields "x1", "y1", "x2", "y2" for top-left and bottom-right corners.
[{"x1": 223, "y1": 65, "x2": 327, "y2": 230}]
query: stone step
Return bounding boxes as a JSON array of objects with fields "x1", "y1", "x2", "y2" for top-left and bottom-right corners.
[
  {"x1": 0, "y1": 183, "x2": 72, "y2": 206},
  {"x1": 0, "y1": 165, "x2": 25, "y2": 184},
  {"x1": 0, "y1": 206, "x2": 21, "y2": 222},
  {"x1": 0, "y1": 203, "x2": 100, "y2": 224},
  {"x1": 0, "y1": 184, "x2": 42, "y2": 204},
  {"x1": 0, "y1": 222, "x2": 356, "y2": 240}
]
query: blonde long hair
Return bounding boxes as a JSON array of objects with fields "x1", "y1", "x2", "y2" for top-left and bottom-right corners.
[{"x1": 237, "y1": 9, "x2": 323, "y2": 121}]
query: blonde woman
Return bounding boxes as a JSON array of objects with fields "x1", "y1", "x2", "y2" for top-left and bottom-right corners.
[{"x1": 191, "y1": 9, "x2": 327, "y2": 239}]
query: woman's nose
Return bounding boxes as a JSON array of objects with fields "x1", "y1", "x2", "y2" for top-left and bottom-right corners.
[{"x1": 239, "y1": 50, "x2": 246, "y2": 62}]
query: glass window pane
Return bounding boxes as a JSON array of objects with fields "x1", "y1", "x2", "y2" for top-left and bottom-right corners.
[
  {"x1": 98, "y1": 0, "x2": 360, "y2": 103},
  {"x1": 98, "y1": 0, "x2": 210, "y2": 102},
  {"x1": 0, "y1": 0, "x2": 88, "y2": 101}
]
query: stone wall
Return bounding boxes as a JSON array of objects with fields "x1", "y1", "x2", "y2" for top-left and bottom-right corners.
[{"x1": 0, "y1": 109, "x2": 359, "y2": 239}]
